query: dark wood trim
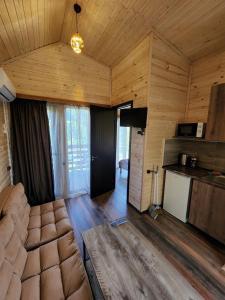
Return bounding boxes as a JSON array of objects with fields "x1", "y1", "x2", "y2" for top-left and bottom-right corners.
[{"x1": 112, "y1": 100, "x2": 133, "y2": 109}]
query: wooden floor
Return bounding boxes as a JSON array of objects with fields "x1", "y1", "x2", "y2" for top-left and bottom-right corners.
[{"x1": 66, "y1": 172, "x2": 225, "y2": 299}]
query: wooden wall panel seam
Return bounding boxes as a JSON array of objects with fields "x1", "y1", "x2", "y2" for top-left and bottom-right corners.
[{"x1": 184, "y1": 64, "x2": 192, "y2": 121}]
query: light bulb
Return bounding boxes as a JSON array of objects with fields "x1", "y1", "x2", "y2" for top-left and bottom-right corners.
[{"x1": 71, "y1": 33, "x2": 84, "y2": 54}]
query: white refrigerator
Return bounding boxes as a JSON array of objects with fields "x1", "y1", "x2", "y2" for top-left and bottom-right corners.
[{"x1": 163, "y1": 170, "x2": 191, "y2": 223}]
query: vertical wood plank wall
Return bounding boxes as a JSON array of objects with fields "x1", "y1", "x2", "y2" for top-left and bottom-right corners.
[
  {"x1": 111, "y1": 36, "x2": 151, "y2": 108},
  {"x1": 111, "y1": 36, "x2": 152, "y2": 211},
  {"x1": 128, "y1": 129, "x2": 145, "y2": 210},
  {"x1": 185, "y1": 49, "x2": 225, "y2": 122},
  {"x1": 0, "y1": 103, "x2": 10, "y2": 191},
  {"x1": 2, "y1": 33, "x2": 224, "y2": 209},
  {"x1": 141, "y1": 34, "x2": 190, "y2": 211},
  {"x1": 112, "y1": 33, "x2": 190, "y2": 212},
  {"x1": 3, "y1": 43, "x2": 111, "y2": 105}
]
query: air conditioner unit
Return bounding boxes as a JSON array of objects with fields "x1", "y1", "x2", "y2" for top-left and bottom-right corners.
[{"x1": 0, "y1": 68, "x2": 16, "y2": 102}]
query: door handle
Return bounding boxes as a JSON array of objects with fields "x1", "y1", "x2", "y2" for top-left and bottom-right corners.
[{"x1": 91, "y1": 155, "x2": 97, "y2": 162}]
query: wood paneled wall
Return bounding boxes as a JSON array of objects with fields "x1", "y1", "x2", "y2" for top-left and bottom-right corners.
[
  {"x1": 2, "y1": 43, "x2": 111, "y2": 105},
  {"x1": 112, "y1": 34, "x2": 190, "y2": 212},
  {"x1": 111, "y1": 37, "x2": 151, "y2": 108},
  {"x1": 0, "y1": 33, "x2": 191, "y2": 212},
  {"x1": 0, "y1": 103, "x2": 10, "y2": 192},
  {"x1": 111, "y1": 36, "x2": 152, "y2": 212},
  {"x1": 185, "y1": 49, "x2": 225, "y2": 122},
  {"x1": 141, "y1": 34, "x2": 190, "y2": 211},
  {"x1": 128, "y1": 128, "x2": 145, "y2": 211}
]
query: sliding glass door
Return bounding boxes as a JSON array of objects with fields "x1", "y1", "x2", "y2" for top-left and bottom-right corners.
[{"x1": 47, "y1": 104, "x2": 90, "y2": 199}]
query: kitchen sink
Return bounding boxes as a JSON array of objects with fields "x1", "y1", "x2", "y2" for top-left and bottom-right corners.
[
  {"x1": 214, "y1": 175, "x2": 225, "y2": 184},
  {"x1": 202, "y1": 174, "x2": 225, "y2": 186}
]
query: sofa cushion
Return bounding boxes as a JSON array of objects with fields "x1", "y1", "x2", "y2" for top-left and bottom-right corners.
[
  {"x1": 21, "y1": 269, "x2": 92, "y2": 300},
  {"x1": 21, "y1": 231, "x2": 92, "y2": 300},
  {"x1": 0, "y1": 259, "x2": 21, "y2": 300},
  {"x1": 0, "y1": 214, "x2": 27, "y2": 277},
  {"x1": 21, "y1": 275, "x2": 40, "y2": 300},
  {"x1": 0, "y1": 215, "x2": 24, "y2": 300},
  {"x1": 0, "y1": 185, "x2": 14, "y2": 216},
  {"x1": 1, "y1": 183, "x2": 30, "y2": 244},
  {"x1": 22, "y1": 231, "x2": 77, "y2": 280},
  {"x1": 0, "y1": 185, "x2": 92, "y2": 300},
  {"x1": 25, "y1": 199, "x2": 72, "y2": 250},
  {"x1": 0, "y1": 215, "x2": 92, "y2": 300},
  {"x1": 1, "y1": 184, "x2": 72, "y2": 250}
]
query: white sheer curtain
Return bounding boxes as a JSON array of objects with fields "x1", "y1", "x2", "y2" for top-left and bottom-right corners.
[
  {"x1": 65, "y1": 106, "x2": 90, "y2": 197},
  {"x1": 47, "y1": 104, "x2": 65, "y2": 198},
  {"x1": 47, "y1": 103, "x2": 90, "y2": 199}
]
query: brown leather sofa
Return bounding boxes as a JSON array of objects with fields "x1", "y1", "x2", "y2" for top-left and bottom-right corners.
[{"x1": 0, "y1": 183, "x2": 92, "y2": 300}]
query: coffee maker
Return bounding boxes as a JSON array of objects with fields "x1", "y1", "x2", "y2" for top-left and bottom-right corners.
[{"x1": 178, "y1": 153, "x2": 197, "y2": 168}]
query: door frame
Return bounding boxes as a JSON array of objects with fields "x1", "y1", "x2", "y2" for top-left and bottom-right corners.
[{"x1": 113, "y1": 100, "x2": 133, "y2": 203}]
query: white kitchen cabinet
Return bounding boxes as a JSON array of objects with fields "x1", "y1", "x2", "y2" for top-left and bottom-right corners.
[{"x1": 163, "y1": 170, "x2": 191, "y2": 222}]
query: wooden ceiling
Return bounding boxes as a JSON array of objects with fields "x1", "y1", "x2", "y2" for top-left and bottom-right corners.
[
  {"x1": 1, "y1": 0, "x2": 225, "y2": 66},
  {"x1": 0, "y1": 0, "x2": 66, "y2": 63}
]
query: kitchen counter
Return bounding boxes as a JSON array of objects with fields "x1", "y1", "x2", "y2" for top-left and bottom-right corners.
[
  {"x1": 197, "y1": 175, "x2": 225, "y2": 189},
  {"x1": 163, "y1": 165, "x2": 209, "y2": 179},
  {"x1": 163, "y1": 164, "x2": 225, "y2": 189}
]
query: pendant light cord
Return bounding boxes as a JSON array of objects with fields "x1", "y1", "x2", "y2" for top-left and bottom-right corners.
[{"x1": 76, "y1": 11, "x2": 79, "y2": 33}]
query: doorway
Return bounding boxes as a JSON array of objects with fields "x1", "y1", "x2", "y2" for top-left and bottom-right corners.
[
  {"x1": 90, "y1": 106, "x2": 117, "y2": 198},
  {"x1": 116, "y1": 103, "x2": 132, "y2": 201}
]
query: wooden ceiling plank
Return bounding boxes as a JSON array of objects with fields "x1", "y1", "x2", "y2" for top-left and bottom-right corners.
[
  {"x1": 0, "y1": 16, "x2": 13, "y2": 60},
  {"x1": 22, "y1": 0, "x2": 35, "y2": 51},
  {"x1": 53, "y1": 0, "x2": 67, "y2": 42},
  {"x1": 1, "y1": 0, "x2": 225, "y2": 65},
  {"x1": 30, "y1": 0, "x2": 40, "y2": 49},
  {"x1": 154, "y1": 0, "x2": 225, "y2": 61},
  {"x1": 0, "y1": 34, "x2": 11, "y2": 63},
  {"x1": 44, "y1": 0, "x2": 51, "y2": 45},
  {"x1": 5, "y1": 0, "x2": 25, "y2": 54},
  {"x1": 0, "y1": 1, "x2": 21, "y2": 58},
  {"x1": 61, "y1": 0, "x2": 74, "y2": 43},
  {"x1": 50, "y1": 0, "x2": 63, "y2": 43},
  {"x1": 13, "y1": 0, "x2": 31, "y2": 53},
  {"x1": 38, "y1": 0, "x2": 45, "y2": 47}
]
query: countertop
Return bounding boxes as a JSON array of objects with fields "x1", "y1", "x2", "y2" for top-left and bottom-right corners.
[
  {"x1": 163, "y1": 164, "x2": 209, "y2": 179},
  {"x1": 197, "y1": 175, "x2": 225, "y2": 189},
  {"x1": 163, "y1": 164, "x2": 225, "y2": 189}
]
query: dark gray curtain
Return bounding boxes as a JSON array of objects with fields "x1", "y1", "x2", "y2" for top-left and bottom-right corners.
[{"x1": 10, "y1": 99, "x2": 55, "y2": 206}]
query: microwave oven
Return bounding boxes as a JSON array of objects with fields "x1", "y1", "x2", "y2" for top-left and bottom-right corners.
[{"x1": 176, "y1": 122, "x2": 206, "y2": 138}]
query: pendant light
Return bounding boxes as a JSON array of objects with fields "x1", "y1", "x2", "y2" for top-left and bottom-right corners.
[{"x1": 71, "y1": 3, "x2": 84, "y2": 54}]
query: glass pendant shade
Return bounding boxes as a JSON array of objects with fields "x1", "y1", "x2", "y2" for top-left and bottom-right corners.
[{"x1": 71, "y1": 33, "x2": 84, "y2": 54}]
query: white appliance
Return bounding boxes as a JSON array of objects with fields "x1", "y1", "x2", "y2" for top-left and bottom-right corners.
[
  {"x1": 0, "y1": 68, "x2": 16, "y2": 102},
  {"x1": 163, "y1": 170, "x2": 191, "y2": 222}
]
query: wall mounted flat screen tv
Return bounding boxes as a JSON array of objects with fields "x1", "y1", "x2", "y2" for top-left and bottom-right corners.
[{"x1": 120, "y1": 107, "x2": 147, "y2": 128}]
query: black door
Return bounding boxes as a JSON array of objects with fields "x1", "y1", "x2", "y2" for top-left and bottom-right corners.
[{"x1": 90, "y1": 106, "x2": 117, "y2": 198}]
